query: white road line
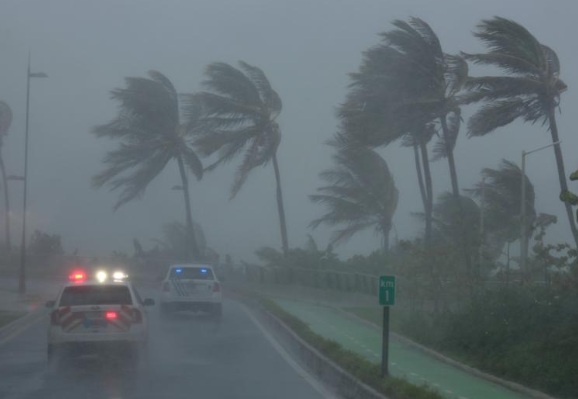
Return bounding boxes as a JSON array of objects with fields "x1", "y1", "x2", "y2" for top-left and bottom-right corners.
[{"x1": 242, "y1": 305, "x2": 337, "y2": 399}]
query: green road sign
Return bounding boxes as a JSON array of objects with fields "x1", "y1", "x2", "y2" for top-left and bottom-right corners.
[{"x1": 379, "y1": 275, "x2": 396, "y2": 306}]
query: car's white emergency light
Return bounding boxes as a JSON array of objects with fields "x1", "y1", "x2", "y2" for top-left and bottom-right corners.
[
  {"x1": 112, "y1": 271, "x2": 128, "y2": 281},
  {"x1": 96, "y1": 270, "x2": 108, "y2": 283}
]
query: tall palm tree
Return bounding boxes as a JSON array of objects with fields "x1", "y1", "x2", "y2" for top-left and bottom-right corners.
[
  {"x1": 189, "y1": 61, "x2": 289, "y2": 254},
  {"x1": 376, "y1": 17, "x2": 468, "y2": 198},
  {"x1": 93, "y1": 71, "x2": 203, "y2": 259},
  {"x1": 0, "y1": 101, "x2": 13, "y2": 251},
  {"x1": 309, "y1": 146, "x2": 398, "y2": 252},
  {"x1": 462, "y1": 16, "x2": 577, "y2": 248}
]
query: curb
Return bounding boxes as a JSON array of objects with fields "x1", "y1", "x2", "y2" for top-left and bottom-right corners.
[{"x1": 247, "y1": 298, "x2": 389, "y2": 399}]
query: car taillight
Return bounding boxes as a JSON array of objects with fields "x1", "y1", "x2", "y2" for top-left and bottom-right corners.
[
  {"x1": 213, "y1": 282, "x2": 221, "y2": 292},
  {"x1": 105, "y1": 311, "x2": 118, "y2": 320},
  {"x1": 50, "y1": 310, "x2": 60, "y2": 326},
  {"x1": 162, "y1": 282, "x2": 170, "y2": 292},
  {"x1": 132, "y1": 309, "x2": 143, "y2": 323}
]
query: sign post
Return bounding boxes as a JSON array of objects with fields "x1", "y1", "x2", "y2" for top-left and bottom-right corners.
[{"x1": 378, "y1": 275, "x2": 396, "y2": 377}]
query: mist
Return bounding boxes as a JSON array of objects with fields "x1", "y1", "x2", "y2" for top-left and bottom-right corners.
[{"x1": 1, "y1": 0, "x2": 577, "y2": 262}]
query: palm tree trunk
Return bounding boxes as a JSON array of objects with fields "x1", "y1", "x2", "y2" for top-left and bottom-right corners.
[
  {"x1": 0, "y1": 151, "x2": 10, "y2": 251},
  {"x1": 176, "y1": 155, "x2": 200, "y2": 260},
  {"x1": 381, "y1": 223, "x2": 391, "y2": 253},
  {"x1": 439, "y1": 116, "x2": 460, "y2": 197},
  {"x1": 413, "y1": 142, "x2": 427, "y2": 215},
  {"x1": 548, "y1": 107, "x2": 578, "y2": 248},
  {"x1": 440, "y1": 115, "x2": 473, "y2": 284},
  {"x1": 419, "y1": 140, "x2": 433, "y2": 246},
  {"x1": 272, "y1": 153, "x2": 289, "y2": 255}
]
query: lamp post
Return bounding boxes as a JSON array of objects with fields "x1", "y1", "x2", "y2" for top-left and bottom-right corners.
[
  {"x1": 18, "y1": 53, "x2": 47, "y2": 295},
  {"x1": 520, "y1": 141, "x2": 561, "y2": 271}
]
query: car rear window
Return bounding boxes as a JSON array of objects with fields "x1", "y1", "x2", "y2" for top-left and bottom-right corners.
[
  {"x1": 59, "y1": 285, "x2": 133, "y2": 306},
  {"x1": 169, "y1": 267, "x2": 214, "y2": 280}
]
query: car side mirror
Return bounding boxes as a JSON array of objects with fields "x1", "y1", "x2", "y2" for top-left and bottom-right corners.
[
  {"x1": 143, "y1": 298, "x2": 155, "y2": 307},
  {"x1": 45, "y1": 300, "x2": 56, "y2": 308}
]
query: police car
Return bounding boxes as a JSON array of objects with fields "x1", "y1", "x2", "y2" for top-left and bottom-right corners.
[
  {"x1": 45, "y1": 269, "x2": 155, "y2": 368},
  {"x1": 159, "y1": 264, "x2": 222, "y2": 318}
]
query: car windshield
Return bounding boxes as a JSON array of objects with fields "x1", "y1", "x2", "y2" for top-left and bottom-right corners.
[
  {"x1": 59, "y1": 285, "x2": 132, "y2": 306},
  {"x1": 169, "y1": 267, "x2": 214, "y2": 280}
]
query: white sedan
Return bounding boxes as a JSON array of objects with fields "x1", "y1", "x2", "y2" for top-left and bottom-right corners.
[{"x1": 159, "y1": 264, "x2": 222, "y2": 318}]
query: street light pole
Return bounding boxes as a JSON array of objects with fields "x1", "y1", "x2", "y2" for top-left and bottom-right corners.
[
  {"x1": 520, "y1": 141, "x2": 561, "y2": 271},
  {"x1": 18, "y1": 52, "x2": 47, "y2": 295}
]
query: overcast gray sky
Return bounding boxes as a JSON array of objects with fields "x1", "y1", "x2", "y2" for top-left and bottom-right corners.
[{"x1": 1, "y1": 0, "x2": 577, "y2": 263}]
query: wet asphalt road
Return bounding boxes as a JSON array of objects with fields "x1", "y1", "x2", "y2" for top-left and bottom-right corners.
[{"x1": 0, "y1": 289, "x2": 327, "y2": 399}]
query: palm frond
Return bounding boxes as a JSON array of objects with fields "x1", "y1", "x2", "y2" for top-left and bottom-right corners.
[
  {"x1": 203, "y1": 62, "x2": 262, "y2": 107},
  {"x1": 467, "y1": 98, "x2": 528, "y2": 136},
  {"x1": 238, "y1": 61, "x2": 282, "y2": 117},
  {"x1": 472, "y1": 17, "x2": 544, "y2": 72}
]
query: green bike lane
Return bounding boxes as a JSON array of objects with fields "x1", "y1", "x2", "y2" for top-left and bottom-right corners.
[{"x1": 274, "y1": 298, "x2": 527, "y2": 399}]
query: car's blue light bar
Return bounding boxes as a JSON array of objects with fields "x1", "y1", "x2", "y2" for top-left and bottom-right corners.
[
  {"x1": 200, "y1": 268, "x2": 207, "y2": 273},
  {"x1": 175, "y1": 268, "x2": 182, "y2": 273}
]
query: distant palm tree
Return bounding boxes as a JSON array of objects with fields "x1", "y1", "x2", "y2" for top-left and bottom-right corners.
[
  {"x1": 189, "y1": 61, "x2": 288, "y2": 254},
  {"x1": 467, "y1": 160, "x2": 536, "y2": 256},
  {"x1": 309, "y1": 146, "x2": 398, "y2": 252},
  {"x1": 462, "y1": 16, "x2": 577, "y2": 247},
  {"x1": 0, "y1": 101, "x2": 13, "y2": 251},
  {"x1": 93, "y1": 71, "x2": 203, "y2": 259}
]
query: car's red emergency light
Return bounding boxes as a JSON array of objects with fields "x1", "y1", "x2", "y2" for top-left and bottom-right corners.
[{"x1": 68, "y1": 270, "x2": 86, "y2": 282}]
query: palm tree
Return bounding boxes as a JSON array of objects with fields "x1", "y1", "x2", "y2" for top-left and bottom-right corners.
[
  {"x1": 309, "y1": 145, "x2": 398, "y2": 252},
  {"x1": 0, "y1": 101, "x2": 13, "y2": 251},
  {"x1": 93, "y1": 71, "x2": 203, "y2": 260},
  {"x1": 189, "y1": 61, "x2": 289, "y2": 254},
  {"x1": 375, "y1": 17, "x2": 468, "y2": 198},
  {"x1": 462, "y1": 16, "x2": 577, "y2": 248},
  {"x1": 467, "y1": 160, "x2": 536, "y2": 257}
]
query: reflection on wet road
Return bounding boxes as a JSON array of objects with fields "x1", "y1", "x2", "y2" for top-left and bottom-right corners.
[{"x1": 0, "y1": 292, "x2": 327, "y2": 399}]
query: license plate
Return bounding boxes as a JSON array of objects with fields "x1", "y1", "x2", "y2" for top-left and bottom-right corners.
[{"x1": 83, "y1": 318, "x2": 106, "y2": 329}]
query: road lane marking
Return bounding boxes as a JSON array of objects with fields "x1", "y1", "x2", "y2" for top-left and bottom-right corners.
[
  {"x1": 242, "y1": 305, "x2": 338, "y2": 399},
  {"x1": 0, "y1": 314, "x2": 46, "y2": 346}
]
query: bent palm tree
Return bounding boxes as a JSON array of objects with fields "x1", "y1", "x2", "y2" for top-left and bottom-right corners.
[
  {"x1": 0, "y1": 101, "x2": 12, "y2": 250},
  {"x1": 310, "y1": 146, "x2": 398, "y2": 252},
  {"x1": 462, "y1": 16, "x2": 577, "y2": 248},
  {"x1": 189, "y1": 61, "x2": 288, "y2": 254},
  {"x1": 93, "y1": 71, "x2": 203, "y2": 259}
]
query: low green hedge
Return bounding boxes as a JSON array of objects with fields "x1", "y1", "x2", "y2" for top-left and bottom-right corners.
[{"x1": 259, "y1": 298, "x2": 443, "y2": 399}]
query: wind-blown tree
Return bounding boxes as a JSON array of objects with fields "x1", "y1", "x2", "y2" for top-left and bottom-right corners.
[
  {"x1": 339, "y1": 18, "x2": 469, "y2": 266},
  {"x1": 189, "y1": 61, "x2": 289, "y2": 254},
  {"x1": 467, "y1": 160, "x2": 536, "y2": 265},
  {"x1": 462, "y1": 16, "x2": 577, "y2": 248},
  {"x1": 93, "y1": 71, "x2": 203, "y2": 260},
  {"x1": 309, "y1": 145, "x2": 398, "y2": 252},
  {"x1": 0, "y1": 101, "x2": 12, "y2": 250}
]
